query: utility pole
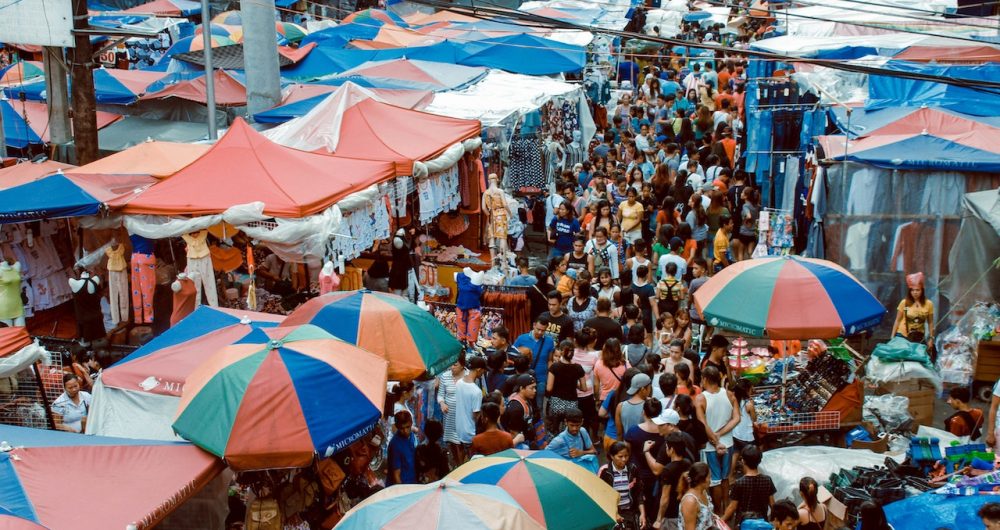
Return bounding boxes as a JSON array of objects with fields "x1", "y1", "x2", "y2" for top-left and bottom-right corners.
[
  {"x1": 70, "y1": 0, "x2": 99, "y2": 164},
  {"x1": 201, "y1": 0, "x2": 217, "y2": 139},
  {"x1": 0, "y1": 95, "x2": 6, "y2": 160},
  {"x1": 241, "y1": 0, "x2": 282, "y2": 118},
  {"x1": 43, "y1": 47, "x2": 72, "y2": 162}
]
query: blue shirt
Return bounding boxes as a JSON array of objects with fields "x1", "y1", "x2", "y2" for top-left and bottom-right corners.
[
  {"x1": 456, "y1": 273, "x2": 483, "y2": 310},
  {"x1": 549, "y1": 217, "x2": 581, "y2": 253},
  {"x1": 661, "y1": 80, "x2": 681, "y2": 98},
  {"x1": 506, "y1": 274, "x2": 538, "y2": 287},
  {"x1": 578, "y1": 171, "x2": 592, "y2": 190},
  {"x1": 129, "y1": 234, "x2": 154, "y2": 255},
  {"x1": 512, "y1": 332, "x2": 555, "y2": 380},
  {"x1": 547, "y1": 428, "x2": 594, "y2": 459},
  {"x1": 388, "y1": 432, "x2": 417, "y2": 484},
  {"x1": 602, "y1": 392, "x2": 618, "y2": 438}
]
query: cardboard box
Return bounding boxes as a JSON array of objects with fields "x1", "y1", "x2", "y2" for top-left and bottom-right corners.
[{"x1": 818, "y1": 486, "x2": 848, "y2": 530}]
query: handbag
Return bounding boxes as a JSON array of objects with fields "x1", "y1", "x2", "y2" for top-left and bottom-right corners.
[{"x1": 245, "y1": 498, "x2": 282, "y2": 530}]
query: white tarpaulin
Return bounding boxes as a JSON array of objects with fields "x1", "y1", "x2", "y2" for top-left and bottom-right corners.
[
  {"x1": 0, "y1": 340, "x2": 50, "y2": 379},
  {"x1": 263, "y1": 82, "x2": 387, "y2": 153},
  {"x1": 425, "y1": 70, "x2": 582, "y2": 127},
  {"x1": 761, "y1": 446, "x2": 904, "y2": 503},
  {"x1": 86, "y1": 379, "x2": 184, "y2": 440}
]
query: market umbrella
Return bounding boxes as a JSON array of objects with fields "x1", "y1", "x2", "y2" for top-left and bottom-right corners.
[
  {"x1": 693, "y1": 256, "x2": 886, "y2": 339},
  {"x1": 211, "y1": 9, "x2": 243, "y2": 25},
  {"x1": 446, "y1": 449, "x2": 619, "y2": 530},
  {"x1": 342, "y1": 8, "x2": 408, "y2": 27},
  {"x1": 164, "y1": 35, "x2": 237, "y2": 57},
  {"x1": 0, "y1": 508, "x2": 48, "y2": 530},
  {"x1": 276, "y1": 21, "x2": 309, "y2": 44},
  {"x1": 281, "y1": 290, "x2": 461, "y2": 380},
  {"x1": 194, "y1": 23, "x2": 244, "y2": 43},
  {"x1": 335, "y1": 480, "x2": 545, "y2": 530},
  {"x1": 172, "y1": 324, "x2": 389, "y2": 471}
]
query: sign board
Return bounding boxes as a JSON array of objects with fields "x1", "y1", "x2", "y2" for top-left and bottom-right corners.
[{"x1": 0, "y1": 0, "x2": 75, "y2": 48}]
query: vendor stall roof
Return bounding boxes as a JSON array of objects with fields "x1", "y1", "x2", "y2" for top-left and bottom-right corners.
[
  {"x1": 2, "y1": 68, "x2": 168, "y2": 105},
  {"x1": 140, "y1": 69, "x2": 247, "y2": 106},
  {"x1": 123, "y1": 0, "x2": 201, "y2": 16},
  {"x1": 424, "y1": 69, "x2": 581, "y2": 127},
  {"x1": 335, "y1": 58, "x2": 486, "y2": 91},
  {"x1": 96, "y1": 117, "x2": 210, "y2": 153},
  {"x1": 2, "y1": 101, "x2": 120, "y2": 149},
  {"x1": 0, "y1": 424, "x2": 223, "y2": 530},
  {"x1": 0, "y1": 160, "x2": 76, "y2": 190},
  {"x1": 78, "y1": 139, "x2": 210, "y2": 177},
  {"x1": 0, "y1": 172, "x2": 156, "y2": 223},
  {"x1": 264, "y1": 83, "x2": 481, "y2": 174},
  {"x1": 112, "y1": 118, "x2": 398, "y2": 217},
  {"x1": 255, "y1": 83, "x2": 434, "y2": 124}
]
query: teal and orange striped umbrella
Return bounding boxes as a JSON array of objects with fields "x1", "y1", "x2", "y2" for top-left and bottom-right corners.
[
  {"x1": 172, "y1": 324, "x2": 388, "y2": 471},
  {"x1": 281, "y1": 290, "x2": 461, "y2": 380},
  {"x1": 693, "y1": 256, "x2": 886, "y2": 339},
  {"x1": 446, "y1": 449, "x2": 619, "y2": 530}
]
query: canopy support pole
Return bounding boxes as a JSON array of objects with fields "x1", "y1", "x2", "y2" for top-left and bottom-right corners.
[{"x1": 201, "y1": 0, "x2": 217, "y2": 140}]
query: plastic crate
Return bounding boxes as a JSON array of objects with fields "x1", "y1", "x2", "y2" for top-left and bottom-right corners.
[{"x1": 762, "y1": 411, "x2": 841, "y2": 433}]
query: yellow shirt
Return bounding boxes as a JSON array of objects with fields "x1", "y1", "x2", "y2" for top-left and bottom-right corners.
[
  {"x1": 619, "y1": 201, "x2": 644, "y2": 233},
  {"x1": 713, "y1": 230, "x2": 730, "y2": 266},
  {"x1": 896, "y1": 299, "x2": 934, "y2": 336},
  {"x1": 182, "y1": 230, "x2": 210, "y2": 260},
  {"x1": 105, "y1": 245, "x2": 127, "y2": 272}
]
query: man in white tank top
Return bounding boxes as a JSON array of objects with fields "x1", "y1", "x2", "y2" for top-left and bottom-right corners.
[{"x1": 694, "y1": 365, "x2": 740, "y2": 511}]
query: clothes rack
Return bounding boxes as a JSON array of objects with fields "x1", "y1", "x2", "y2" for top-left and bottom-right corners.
[{"x1": 481, "y1": 287, "x2": 531, "y2": 339}]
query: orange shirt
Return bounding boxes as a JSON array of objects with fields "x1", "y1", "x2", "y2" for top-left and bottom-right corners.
[
  {"x1": 718, "y1": 70, "x2": 731, "y2": 90},
  {"x1": 683, "y1": 239, "x2": 698, "y2": 261}
]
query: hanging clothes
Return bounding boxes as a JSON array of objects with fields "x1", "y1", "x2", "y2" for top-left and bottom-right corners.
[
  {"x1": 71, "y1": 274, "x2": 105, "y2": 341},
  {"x1": 481, "y1": 288, "x2": 531, "y2": 339},
  {"x1": 506, "y1": 136, "x2": 545, "y2": 190},
  {"x1": 170, "y1": 276, "x2": 197, "y2": 326}
]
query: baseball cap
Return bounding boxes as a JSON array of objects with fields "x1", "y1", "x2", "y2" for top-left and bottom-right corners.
[
  {"x1": 514, "y1": 374, "x2": 536, "y2": 391},
  {"x1": 652, "y1": 408, "x2": 681, "y2": 426},
  {"x1": 627, "y1": 373, "x2": 652, "y2": 395},
  {"x1": 669, "y1": 236, "x2": 683, "y2": 249}
]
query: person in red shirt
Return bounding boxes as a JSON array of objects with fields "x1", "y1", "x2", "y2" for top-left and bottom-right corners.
[
  {"x1": 471, "y1": 402, "x2": 514, "y2": 456},
  {"x1": 945, "y1": 387, "x2": 984, "y2": 439}
]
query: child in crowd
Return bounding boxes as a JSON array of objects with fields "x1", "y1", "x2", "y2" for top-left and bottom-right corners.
[
  {"x1": 387, "y1": 410, "x2": 417, "y2": 485},
  {"x1": 599, "y1": 441, "x2": 646, "y2": 530},
  {"x1": 415, "y1": 420, "x2": 450, "y2": 483}
]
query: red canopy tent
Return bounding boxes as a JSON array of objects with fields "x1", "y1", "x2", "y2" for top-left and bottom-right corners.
[
  {"x1": 140, "y1": 70, "x2": 246, "y2": 106},
  {"x1": 0, "y1": 160, "x2": 75, "y2": 190},
  {"x1": 894, "y1": 45, "x2": 1000, "y2": 64},
  {"x1": 265, "y1": 90, "x2": 481, "y2": 176},
  {"x1": 111, "y1": 118, "x2": 398, "y2": 217}
]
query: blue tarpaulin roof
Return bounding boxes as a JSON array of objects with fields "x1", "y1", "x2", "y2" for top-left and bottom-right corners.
[
  {"x1": 283, "y1": 42, "x2": 465, "y2": 80},
  {"x1": 831, "y1": 134, "x2": 1000, "y2": 171},
  {"x1": 459, "y1": 33, "x2": 587, "y2": 75},
  {"x1": 0, "y1": 174, "x2": 101, "y2": 223},
  {"x1": 1, "y1": 100, "x2": 42, "y2": 149},
  {"x1": 868, "y1": 61, "x2": 1000, "y2": 117},
  {"x1": 299, "y1": 21, "x2": 384, "y2": 48},
  {"x1": 2, "y1": 68, "x2": 164, "y2": 105}
]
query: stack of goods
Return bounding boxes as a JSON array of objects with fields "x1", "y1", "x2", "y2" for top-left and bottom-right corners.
[
  {"x1": 829, "y1": 458, "x2": 934, "y2": 526},
  {"x1": 726, "y1": 337, "x2": 768, "y2": 379},
  {"x1": 937, "y1": 302, "x2": 1000, "y2": 384}
]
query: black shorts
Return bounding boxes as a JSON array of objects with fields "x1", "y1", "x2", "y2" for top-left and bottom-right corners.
[{"x1": 736, "y1": 233, "x2": 756, "y2": 247}]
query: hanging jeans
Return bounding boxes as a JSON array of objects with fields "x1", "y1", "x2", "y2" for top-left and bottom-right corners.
[
  {"x1": 187, "y1": 256, "x2": 218, "y2": 307},
  {"x1": 108, "y1": 269, "x2": 129, "y2": 325},
  {"x1": 455, "y1": 307, "x2": 482, "y2": 343},
  {"x1": 130, "y1": 253, "x2": 156, "y2": 324}
]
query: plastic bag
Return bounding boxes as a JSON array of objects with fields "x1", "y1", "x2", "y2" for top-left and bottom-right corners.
[
  {"x1": 935, "y1": 302, "x2": 1000, "y2": 384},
  {"x1": 871, "y1": 337, "x2": 932, "y2": 368},
  {"x1": 864, "y1": 356, "x2": 942, "y2": 393},
  {"x1": 863, "y1": 394, "x2": 911, "y2": 433}
]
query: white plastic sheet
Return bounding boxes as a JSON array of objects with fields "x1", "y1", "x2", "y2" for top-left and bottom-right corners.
[
  {"x1": 864, "y1": 356, "x2": 943, "y2": 392},
  {"x1": 760, "y1": 446, "x2": 904, "y2": 502},
  {"x1": 425, "y1": 70, "x2": 583, "y2": 127},
  {"x1": 0, "y1": 340, "x2": 50, "y2": 379}
]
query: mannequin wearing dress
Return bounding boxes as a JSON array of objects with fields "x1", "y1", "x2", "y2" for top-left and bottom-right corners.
[
  {"x1": 170, "y1": 272, "x2": 197, "y2": 326},
  {"x1": 69, "y1": 272, "x2": 104, "y2": 345},
  {"x1": 0, "y1": 259, "x2": 25, "y2": 327},
  {"x1": 482, "y1": 173, "x2": 512, "y2": 269},
  {"x1": 319, "y1": 261, "x2": 340, "y2": 295}
]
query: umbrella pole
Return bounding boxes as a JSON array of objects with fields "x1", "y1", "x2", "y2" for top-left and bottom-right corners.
[{"x1": 781, "y1": 340, "x2": 788, "y2": 408}]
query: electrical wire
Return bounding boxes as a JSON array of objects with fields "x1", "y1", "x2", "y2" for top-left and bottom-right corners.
[
  {"x1": 776, "y1": 0, "x2": 1000, "y2": 31},
  {"x1": 405, "y1": 0, "x2": 1000, "y2": 94}
]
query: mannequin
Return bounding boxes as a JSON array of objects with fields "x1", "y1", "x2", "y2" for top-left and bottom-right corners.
[
  {"x1": 181, "y1": 229, "x2": 218, "y2": 307},
  {"x1": 319, "y1": 260, "x2": 341, "y2": 295},
  {"x1": 565, "y1": 130, "x2": 586, "y2": 169},
  {"x1": 129, "y1": 234, "x2": 156, "y2": 324},
  {"x1": 454, "y1": 267, "x2": 484, "y2": 345},
  {"x1": 388, "y1": 229, "x2": 411, "y2": 298},
  {"x1": 105, "y1": 237, "x2": 130, "y2": 325},
  {"x1": 69, "y1": 271, "x2": 104, "y2": 345},
  {"x1": 0, "y1": 256, "x2": 25, "y2": 327},
  {"x1": 482, "y1": 173, "x2": 512, "y2": 267},
  {"x1": 170, "y1": 272, "x2": 197, "y2": 326}
]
